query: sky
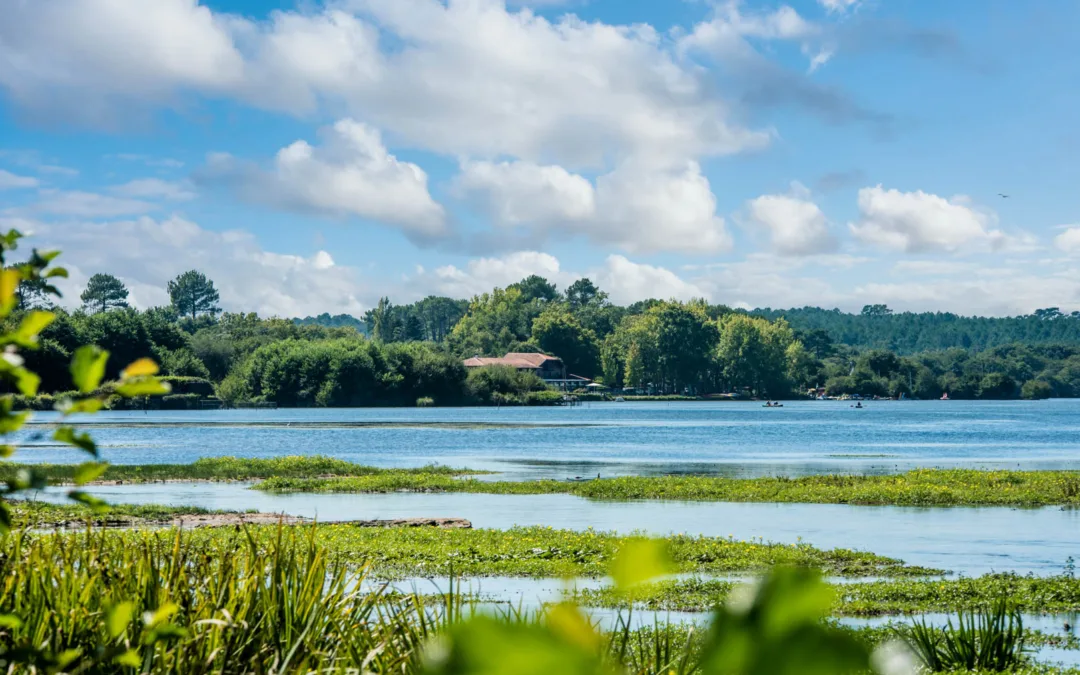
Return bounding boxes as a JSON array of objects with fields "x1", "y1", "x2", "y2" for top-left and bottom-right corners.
[{"x1": 0, "y1": 0, "x2": 1078, "y2": 318}]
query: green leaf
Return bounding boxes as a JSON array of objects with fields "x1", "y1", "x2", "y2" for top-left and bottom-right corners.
[
  {"x1": 54, "y1": 427, "x2": 97, "y2": 455},
  {"x1": 0, "y1": 444, "x2": 13, "y2": 458},
  {"x1": 0, "y1": 410, "x2": 28, "y2": 434},
  {"x1": 11, "y1": 310, "x2": 55, "y2": 347},
  {"x1": 0, "y1": 269, "x2": 20, "y2": 317},
  {"x1": 68, "y1": 490, "x2": 110, "y2": 514},
  {"x1": 113, "y1": 650, "x2": 141, "y2": 667},
  {"x1": 56, "y1": 397, "x2": 105, "y2": 415},
  {"x1": 46, "y1": 266, "x2": 69, "y2": 279},
  {"x1": 0, "y1": 614, "x2": 22, "y2": 629},
  {"x1": 421, "y1": 615, "x2": 608, "y2": 675},
  {"x1": 73, "y1": 461, "x2": 109, "y2": 486},
  {"x1": 11, "y1": 367, "x2": 39, "y2": 397},
  {"x1": 70, "y1": 345, "x2": 109, "y2": 394},
  {"x1": 56, "y1": 650, "x2": 83, "y2": 669},
  {"x1": 609, "y1": 538, "x2": 672, "y2": 591},
  {"x1": 121, "y1": 358, "x2": 159, "y2": 379},
  {"x1": 143, "y1": 602, "x2": 180, "y2": 628},
  {"x1": 106, "y1": 602, "x2": 135, "y2": 639},
  {"x1": 0, "y1": 503, "x2": 11, "y2": 534},
  {"x1": 115, "y1": 379, "x2": 171, "y2": 398}
]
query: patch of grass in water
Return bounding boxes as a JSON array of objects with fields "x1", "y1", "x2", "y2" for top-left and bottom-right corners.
[
  {"x1": 257, "y1": 468, "x2": 1080, "y2": 507},
  {"x1": 58, "y1": 524, "x2": 935, "y2": 579},
  {"x1": 569, "y1": 574, "x2": 1080, "y2": 616},
  {"x1": 0, "y1": 455, "x2": 486, "y2": 484}
]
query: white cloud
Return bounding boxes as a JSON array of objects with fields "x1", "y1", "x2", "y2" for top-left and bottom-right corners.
[
  {"x1": 203, "y1": 119, "x2": 446, "y2": 238},
  {"x1": 110, "y1": 178, "x2": 195, "y2": 201},
  {"x1": 1054, "y1": 226, "x2": 1080, "y2": 254},
  {"x1": 0, "y1": 0, "x2": 244, "y2": 125},
  {"x1": 20, "y1": 189, "x2": 156, "y2": 218},
  {"x1": 455, "y1": 160, "x2": 596, "y2": 226},
  {"x1": 0, "y1": 169, "x2": 39, "y2": 190},
  {"x1": 742, "y1": 184, "x2": 837, "y2": 255},
  {"x1": 818, "y1": 0, "x2": 860, "y2": 14},
  {"x1": 455, "y1": 159, "x2": 732, "y2": 254},
  {"x1": 412, "y1": 251, "x2": 573, "y2": 300},
  {"x1": 849, "y1": 185, "x2": 1008, "y2": 254},
  {"x1": 405, "y1": 250, "x2": 706, "y2": 305},
  {"x1": 15, "y1": 215, "x2": 368, "y2": 317},
  {"x1": 594, "y1": 255, "x2": 708, "y2": 304},
  {"x1": 0, "y1": 0, "x2": 770, "y2": 167}
]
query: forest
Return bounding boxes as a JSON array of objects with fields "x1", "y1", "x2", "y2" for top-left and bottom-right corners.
[{"x1": 10, "y1": 271, "x2": 1080, "y2": 407}]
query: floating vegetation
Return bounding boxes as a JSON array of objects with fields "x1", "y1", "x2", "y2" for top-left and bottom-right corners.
[
  {"x1": 256, "y1": 468, "x2": 1080, "y2": 507},
  {"x1": 0, "y1": 455, "x2": 485, "y2": 484}
]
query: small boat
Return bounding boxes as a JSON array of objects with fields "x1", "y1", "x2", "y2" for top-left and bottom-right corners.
[{"x1": 763, "y1": 402, "x2": 784, "y2": 408}]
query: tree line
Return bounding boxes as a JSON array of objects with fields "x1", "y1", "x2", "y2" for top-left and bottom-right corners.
[{"x1": 8, "y1": 271, "x2": 1080, "y2": 406}]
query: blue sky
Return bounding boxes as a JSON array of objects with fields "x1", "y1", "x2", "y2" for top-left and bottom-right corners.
[{"x1": 1, "y1": 0, "x2": 1077, "y2": 317}]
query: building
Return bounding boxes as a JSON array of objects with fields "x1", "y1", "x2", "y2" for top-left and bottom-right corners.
[{"x1": 463, "y1": 352, "x2": 590, "y2": 390}]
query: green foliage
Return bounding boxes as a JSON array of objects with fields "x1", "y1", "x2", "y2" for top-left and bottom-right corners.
[
  {"x1": 221, "y1": 338, "x2": 469, "y2": 407},
  {"x1": 510, "y1": 274, "x2": 560, "y2": 303},
  {"x1": 1022, "y1": 380, "x2": 1053, "y2": 400},
  {"x1": 449, "y1": 287, "x2": 537, "y2": 357},
  {"x1": 532, "y1": 307, "x2": 600, "y2": 378},
  {"x1": 573, "y1": 573, "x2": 1080, "y2": 616},
  {"x1": 256, "y1": 468, "x2": 1080, "y2": 507},
  {"x1": 80, "y1": 273, "x2": 129, "y2": 313},
  {"x1": 904, "y1": 598, "x2": 1029, "y2": 672},
  {"x1": 167, "y1": 269, "x2": 221, "y2": 321},
  {"x1": 465, "y1": 365, "x2": 548, "y2": 405}
]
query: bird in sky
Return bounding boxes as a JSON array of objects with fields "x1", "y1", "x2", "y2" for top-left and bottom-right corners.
[{"x1": 998, "y1": 193, "x2": 1010, "y2": 198}]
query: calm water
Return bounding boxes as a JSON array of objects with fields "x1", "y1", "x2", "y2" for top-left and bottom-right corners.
[
  {"x1": 13, "y1": 400, "x2": 1080, "y2": 479},
  {"x1": 29, "y1": 482, "x2": 1080, "y2": 577}
]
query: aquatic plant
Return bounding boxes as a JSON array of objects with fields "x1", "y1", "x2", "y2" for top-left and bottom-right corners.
[
  {"x1": 255, "y1": 468, "x2": 1080, "y2": 507},
  {"x1": 571, "y1": 574, "x2": 1080, "y2": 616},
  {"x1": 0, "y1": 455, "x2": 482, "y2": 485},
  {"x1": 903, "y1": 597, "x2": 1030, "y2": 672}
]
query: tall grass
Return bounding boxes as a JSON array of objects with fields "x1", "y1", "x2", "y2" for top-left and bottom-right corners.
[{"x1": 904, "y1": 598, "x2": 1030, "y2": 672}]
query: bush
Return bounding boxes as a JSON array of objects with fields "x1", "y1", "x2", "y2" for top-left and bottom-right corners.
[
  {"x1": 465, "y1": 365, "x2": 546, "y2": 404},
  {"x1": 526, "y1": 390, "x2": 564, "y2": 406},
  {"x1": 417, "y1": 397, "x2": 435, "y2": 407},
  {"x1": 1020, "y1": 379, "x2": 1052, "y2": 400},
  {"x1": 159, "y1": 393, "x2": 203, "y2": 410}
]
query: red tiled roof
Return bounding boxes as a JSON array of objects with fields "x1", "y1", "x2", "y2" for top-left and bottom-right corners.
[{"x1": 463, "y1": 352, "x2": 561, "y2": 368}]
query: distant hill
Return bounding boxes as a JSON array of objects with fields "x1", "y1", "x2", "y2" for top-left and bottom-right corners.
[
  {"x1": 751, "y1": 306, "x2": 1080, "y2": 354},
  {"x1": 294, "y1": 313, "x2": 368, "y2": 334}
]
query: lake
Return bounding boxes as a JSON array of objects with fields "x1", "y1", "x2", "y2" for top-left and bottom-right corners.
[
  {"x1": 15, "y1": 399, "x2": 1080, "y2": 578},
  {"x1": 14, "y1": 399, "x2": 1080, "y2": 479}
]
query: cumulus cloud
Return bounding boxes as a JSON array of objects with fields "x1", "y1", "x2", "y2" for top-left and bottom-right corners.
[
  {"x1": 455, "y1": 159, "x2": 732, "y2": 254},
  {"x1": 15, "y1": 215, "x2": 368, "y2": 317},
  {"x1": 408, "y1": 251, "x2": 574, "y2": 301},
  {"x1": 742, "y1": 183, "x2": 837, "y2": 255},
  {"x1": 404, "y1": 251, "x2": 706, "y2": 305},
  {"x1": 849, "y1": 185, "x2": 1009, "y2": 253},
  {"x1": 110, "y1": 178, "x2": 195, "y2": 201},
  {"x1": 0, "y1": 0, "x2": 771, "y2": 167},
  {"x1": 594, "y1": 255, "x2": 708, "y2": 304},
  {"x1": 1054, "y1": 226, "x2": 1080, "y2": 254},
  {"x1": 201, "y1": 119, "x2": 446, "y2": 238},
  {"x1": 0, "y1": 169, "x2": 39, "y2": 190},
  {"x1": 0, "y1": 0, "x2": 244, "y2": 126}
]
